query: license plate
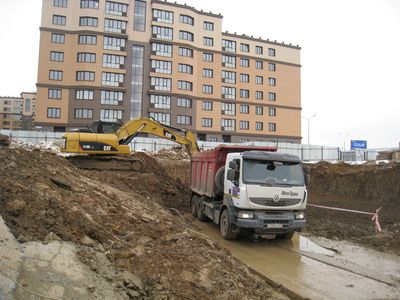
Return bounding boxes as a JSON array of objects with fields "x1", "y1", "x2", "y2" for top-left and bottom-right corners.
[{"x1": 267, "y1": 223, "x2": 283, "y2": 228}]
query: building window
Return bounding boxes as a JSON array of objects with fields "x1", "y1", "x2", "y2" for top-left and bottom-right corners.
[
  {"x1": 74, "y1": 108, "x2": 93, "y2": 119},
  {"x1": 202, "y1": 22, "x2": 214, "y2": 32},
  {"x1": 222, "y1": 55, "x2": 236, "y2": 68},
  {"x1": 221, "y1": 102, "x2": 236, "y2": 115},
  {"x1": 222, "y1": 70, "x2": 236, "y2": 84},
  {"x1": 152, "y1": 43, "x2": 172, "y2": 57},
  {"x1": 102, "y1": 72, "x2": 124, "y2": 86},
  {"x1": 178, "y1": 63, "x2": 193, "y2": 74},
  {"x1": 103, "y1": 54, "x2": 125, "y2": 68},
  {"x1": 202, "y1": 101, "x2": 213, "y2": 111},
  {"x1": 256, "y1": 61, "x2": 263, "y2": 69},
  {"x1": 239, "y1": 104, "x2": 249, "y2": 114},
  {"x1": 50, "y1": 51, "x2": 64, "y2": 62},
  {"x1": 268, "y1": 48, "x2": 276, "y2": 57},
  {"x1": 255, "y1": 45, "x2": 263, "y2": 54},
  {"x1": 106, "y1": 1, "x2": 128, "y2": 16},
  {"x1": 76, "y1": 90, "x2": 94, "y2": 100},
  {"x1": 101, "y1": 90, "x2": 123, "y2": 105},
  {"x1": 222, "y1": 39, "x2": 236, "y2": 53},
  {"x1": 103, "y1": 36, "x2": 126, "y2": 50},
  {"x1": 269, "y1": 107, "x2": 276, "y2": 116},
  {"x1": 201, "y1": 118, "x2": 212, "y2": 127},
  {"x1": 49, "y1": 70, "x2": 63, "y2": 81},
  {"x1": 177, "y1": 115, "x2": 192, "y2": 125},
  {"x1": 51, "y1": 33, "x2": 65, "y2": 43},
  {"x1": 105, "y1": 18, "x2": 127, "y2": 33},
  {"x1": 151, "y1": 77, "x2": 171, "y2": 91},
  {"x1": 221, "y1": 119, "x2": 235, "y2": 131},
  {"x1": 133, "y1": 0, "x2": 146, "y2": 31},
  {"x1": 152, "y1": 9, "x2": 173, "y2": 24},
  {"x1": 150, "y1": 95, "x2": 170, "y2": 109},
  {"x1": 203, "y1": 37, "x2": 214, "y2": 46},
  {"x1": 255, "y1": 106, "x2": 263, "y2": 115},
  {"x1": 240, "y1": 121, "x2": 249, "y2": 130},
  {"x1": 177, "y1": 98, "x2": 192, "y2": 108},
  {"x1": 48, "y1": 88, "x2": 61, "y2": 99},
  {"x1": 178, "y1": 47, "x2": 193, "y2": 57},
  {"x1": 202, "y1": 85, "x2": 213, "y2": 94},
  {"x1": 149, "y1": 112, "x2": 170, "y2": 125},
  {"x1": 203, "y1": 53, "x2": 214, "y2": 62},
  {"x1": 268, "y1": 63, "x2": 276, "y2": 71},
  {"x1": 79, "y1": 16, "x2": 98, "y2": 27},
  {"x1": 221, "y1": 86, "x2": 236, "y2": 99},
  {"x1": 240, "y1": 73, "x2": 249, "y2": 83},
  {"x1": 47, "y1": 108, "x2": 61, "y2": 118},
  {"x1": 256, "y1": 76, "x2": 263, "y2": 84},
  {"x1": 54, "y1": 0, "x2": 67, "y2": 7},
  {"x1": 179, "y1": 31, "x2": 194, "y2": 42},
  {"x1": 268, "y1": 77, "x2": 276, "y2": 86},
  {"x1": 52, "y1": 15, "x2": 66, "y2": 26},
  {"x1": 255, "y1": 122, "x2": 263, "y2": 131},
  {"x1": 180, "y1": 14, "x2": 194, "y2": 25},
  {"x1": 80, "y1": 0, "x2": 99, "y2": 9},
  {"x1": 178, "y1": 80, "x2": 193, "y2": 91},
  {"x1": 209, "y1": 137, "x2": 217, "y2": 142},
  {"x1": 101, "y1": 109, "x2": 122, "y2": 122},
  {"x1": 240, "y1": 89, "x2": 249, "y2": 98},
  {"x1": 240, "y1": 43, "x2": 250, "y2": 52},
  {"x1": 255, "y1": 91, "x2": 264, "y2": 100},
  {"x1": 240, "y1": 58, "x2": 249, "y2": 67},
  {"x1": 151, "y1": 59, "x2": 172, "y2": 74},
  {"x1": 77, "y1": 52, "x2": 96, "y2": 63},
  {"x1": 152, "y1": 26, "x2": 173, "y2": 40},
  {"x1": 202, "y1": 68, "x2": 213, "y2": 78},
  {"x1": 76, "y1": 71, "x2": 95, "y2": 81},
  {"x1": 268, "y1": 92, "x2": 276, "y2": 101},
  {"x1": 78, "y1": 35, "x2": 97, "y2": 44},
  {"x1": 268, "y1": 122, "x2": 276, "y2": 131}
]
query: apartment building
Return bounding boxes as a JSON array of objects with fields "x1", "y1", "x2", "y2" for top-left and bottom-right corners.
[
  {"x1": 0, "y1": 93, "x2": 37, "y2": 130},
  {"x1": 36, "y1": 0, "x2": 301, "y2": 143}
]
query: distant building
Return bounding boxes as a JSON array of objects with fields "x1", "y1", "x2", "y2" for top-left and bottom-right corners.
[
  {"x1": 35, "y1": 0, "x2": 301, "y2": 143},
  {"x1": 0, "y1": 93, "x2": 37, "y2": 130},
  {"x1": 21, "y1": 92, "x2": 37, "y2": 130}
]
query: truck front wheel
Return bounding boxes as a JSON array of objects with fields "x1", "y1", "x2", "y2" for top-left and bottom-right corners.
[{"x1": 220, "y1": 209, "x2": 239, "y2": 240}]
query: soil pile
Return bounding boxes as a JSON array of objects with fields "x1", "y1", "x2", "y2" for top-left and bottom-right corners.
[
  {"x1": 0, "y1": 147, "x2": 287, "y2": 299},
  {"x1": 306, "y1": 161, "x2": 400, "y2": 255}
]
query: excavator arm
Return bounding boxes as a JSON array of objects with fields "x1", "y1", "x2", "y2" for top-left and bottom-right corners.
[{"x1": 116, "y1": 117, "x2": 199, "y2": 156}]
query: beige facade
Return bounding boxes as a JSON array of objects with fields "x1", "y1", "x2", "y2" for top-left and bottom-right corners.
[
  {"x1": 36, "y1": 0, "x2": 302, "y2": 142},
  {"x1": 0, "y1": 97, "x2": 23, "y2": 130}
]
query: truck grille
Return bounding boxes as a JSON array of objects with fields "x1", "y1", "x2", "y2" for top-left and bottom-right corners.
[{"x1": 249, "y1": 197, "x2": 302, "y2": 207}]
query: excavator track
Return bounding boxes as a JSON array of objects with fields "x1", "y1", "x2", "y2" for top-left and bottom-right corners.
[{"x1": 67, "y1": 155, "x2": 145, "y2": 172}]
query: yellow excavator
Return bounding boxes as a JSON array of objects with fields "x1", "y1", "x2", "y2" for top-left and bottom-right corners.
[{"x1": 60, "y1": 117, "x2": 199, "y2": 171}]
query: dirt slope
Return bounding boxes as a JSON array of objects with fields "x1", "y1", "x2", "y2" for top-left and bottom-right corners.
[{"x1": 0, "y1": 147, "x2": 288, "y2": 299}]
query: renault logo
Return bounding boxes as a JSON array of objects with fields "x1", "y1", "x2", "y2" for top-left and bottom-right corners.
[{"x1": 273, "y1": 195, "x2": 280, "y2": 203}]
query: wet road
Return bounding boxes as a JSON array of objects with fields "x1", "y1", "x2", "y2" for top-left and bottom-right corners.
[{"x1": 190, "y1": 216, "x2": 400, "y2": 300}]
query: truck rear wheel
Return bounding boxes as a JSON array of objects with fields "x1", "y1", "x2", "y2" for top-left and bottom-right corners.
[
  {"x1": 196, "y1": 196, "x2": 208, "y2": 222},
  {"x1": 220, "y1": 209, "x2": 239, "y2": 240},
  {"x1": 191, "y1": 195, "x2": 197, "y2": 217}
]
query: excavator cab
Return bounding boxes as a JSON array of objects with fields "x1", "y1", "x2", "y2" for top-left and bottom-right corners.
[{"x1": 70, "y1": 121, "x2": 121, "y2": 134}]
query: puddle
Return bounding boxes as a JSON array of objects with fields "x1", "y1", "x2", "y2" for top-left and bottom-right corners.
[{"x1": 298, "y1": 236, "x2": 336, "y2": 256}]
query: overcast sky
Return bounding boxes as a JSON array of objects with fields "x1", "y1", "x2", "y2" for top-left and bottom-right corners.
[{"x1": 0, "y1": 0, "x2": 399, "y2": 149}]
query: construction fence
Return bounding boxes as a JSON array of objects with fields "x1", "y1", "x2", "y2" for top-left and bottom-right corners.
[{"x1": 0, "y1": 129, "x2": 394, "y2": 162}]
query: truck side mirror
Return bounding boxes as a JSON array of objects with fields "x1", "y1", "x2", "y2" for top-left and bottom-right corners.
[
  {"x1": 305, "y1": 174, "x2": 310, "y2": 186},
  {"x1": 228, "y1": 161, "x2": 237, "y2": 169},
  {"x1": 227, "y1": 169, "x2": 239, "y2": 187}
]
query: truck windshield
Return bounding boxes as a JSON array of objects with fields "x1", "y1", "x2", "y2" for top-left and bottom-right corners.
[{"x1": 242, "y1": 159, "x2": 304, "y2": 186}]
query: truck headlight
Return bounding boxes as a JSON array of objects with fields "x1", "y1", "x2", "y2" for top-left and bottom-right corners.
[
  {"x1": 238, "y1": 211, "x2": 254, "y2": 219},
  {"x1": 295, "y1": 211, "x2": 305, "y2": 220}
]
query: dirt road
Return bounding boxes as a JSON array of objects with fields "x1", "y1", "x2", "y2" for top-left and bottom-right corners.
[{"x1": 190, "y1": 216, "x2": 400, "y2": 300}]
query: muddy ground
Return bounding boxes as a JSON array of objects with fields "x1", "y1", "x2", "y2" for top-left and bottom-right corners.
[{"x1": 0, "y1": 146, "x2": 288, "y2": 299}]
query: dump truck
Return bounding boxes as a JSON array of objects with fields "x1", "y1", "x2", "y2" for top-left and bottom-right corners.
[{"x1": 190, "y1": 145, "x2": 309, "y2": 240}]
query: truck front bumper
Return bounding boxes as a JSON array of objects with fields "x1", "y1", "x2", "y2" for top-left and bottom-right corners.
[{"x1": 234, "y1": 211, "x2": 306, "y2": 233}]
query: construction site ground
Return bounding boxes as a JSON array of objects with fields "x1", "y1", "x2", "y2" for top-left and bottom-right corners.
[{"x1": 0, "y1": 145, "x2": 399, "y2": 299}]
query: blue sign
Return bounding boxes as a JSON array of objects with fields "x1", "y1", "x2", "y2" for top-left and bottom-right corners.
[{"x1": 351, "y1": 140, "x2": 367, "y2": 149}]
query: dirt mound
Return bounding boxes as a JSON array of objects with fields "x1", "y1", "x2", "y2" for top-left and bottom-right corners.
[
  {"x1": 306, "y1": 161, "x2": 400, "y2": 255},
  {"x1": 0, "y1": 147, "x2": 286, "y2": 299}
]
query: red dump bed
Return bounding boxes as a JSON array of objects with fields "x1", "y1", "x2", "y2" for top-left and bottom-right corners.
[{"x1": 190, "y1": 145, "x2": 277, "y2": 198}]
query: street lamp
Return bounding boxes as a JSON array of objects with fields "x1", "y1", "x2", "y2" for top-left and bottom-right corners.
[{"x1": 303, "y1": 114, "x2": 316, "y2": 145}]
